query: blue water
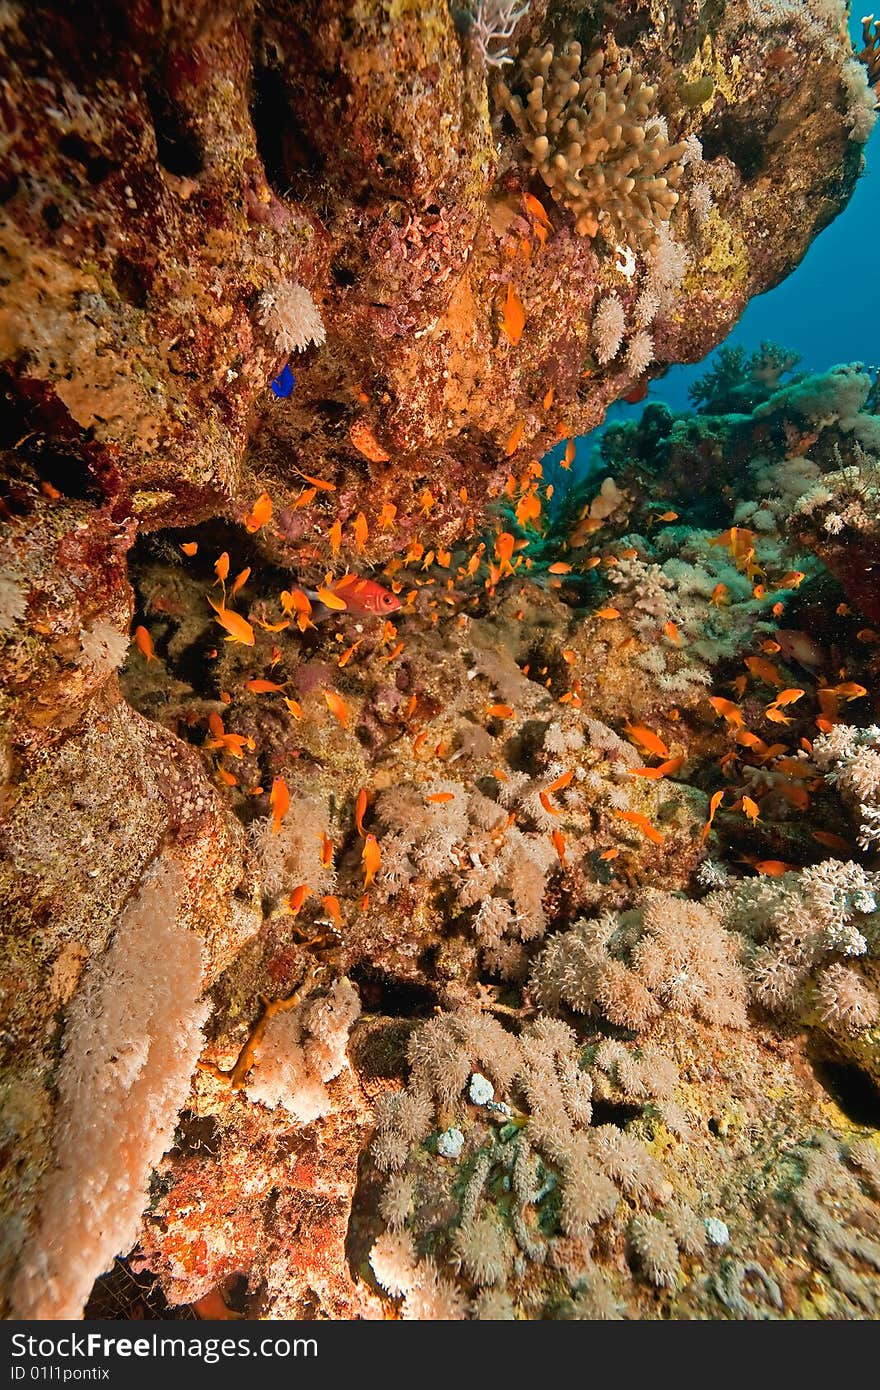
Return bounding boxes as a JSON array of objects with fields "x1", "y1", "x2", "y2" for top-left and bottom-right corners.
[{"x1": 555, "y1": 13, "x2": 879, "y2": 475}]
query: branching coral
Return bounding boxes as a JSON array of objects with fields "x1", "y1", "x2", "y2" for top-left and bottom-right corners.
[
  {"x1": 858, "y1": 13, "x2": 880, "y2": 89},
  {"x1": 688, "y1": 343, "x2": 802, "y2": 415},
  {"x1": 495, "y1": 40, "x2": 686, "y2": 248}
]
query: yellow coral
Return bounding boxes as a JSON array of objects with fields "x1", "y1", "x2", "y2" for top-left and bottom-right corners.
[
  {"x1": 496, "y1": 40, "x2": 686, "y2": 249},
  {"x1": 684, "y1": 205, "x2": 750, "y2": 292}
]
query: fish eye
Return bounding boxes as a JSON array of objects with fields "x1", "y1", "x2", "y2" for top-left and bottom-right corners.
[{"x1": 383, "y1": 594, "x2": 394, "y2": 606}]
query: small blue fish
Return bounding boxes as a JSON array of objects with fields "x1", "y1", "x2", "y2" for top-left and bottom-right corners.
[{"x1": 270, "y1": 364, "x2": 295, "y2": 398}]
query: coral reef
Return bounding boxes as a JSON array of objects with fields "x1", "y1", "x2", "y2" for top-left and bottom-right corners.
[{"x1": 1, "y1": 0, "x2": 879, "y2": 1327}]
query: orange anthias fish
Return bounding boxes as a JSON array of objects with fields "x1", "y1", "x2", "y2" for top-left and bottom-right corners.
[
  {"x1": 545, "y1": 770, "x2": 574, "y2": 793},
  {"x1": 314, "y1": 585, "x2": 348, "y2": 612},
  {"x1": 628, "y1": 756, "x2": 685, "y2": 780},
  {"x1": 709, "y1": 527, "x2": 755, "y2": 562},
  {"x1": 745, "y1": 656, "x2": 785, "y2": 688},
  {"x1": 362, "y1": 834, "x2": 381, "y2": 890},
  {"x1": 269, "y1": 776, "x2": 290, "y2": 834},
  {"x1": 764, "y1": 706, "x2": 792, "y2": 725},
  {"x1": 772, "y1": 688, "x2": 805, "y2": 707},
  {"x1": 355, "y1": 787, "x2": 369, "y2": 836},
  {"x1": 323, "y1": 689, "x2": 349, "y2": 727},
  {"x1": 736, "y1": 729, "x2": 768, "y2": 753},
  {"x1": 495, "y1": 532, "x2": 516, "y2": 572},
  {"x1": 244, "y1": 492, "x2": 272, "y2": 533},
  {"x1": 230, "y1": 567, "x2": 251, "y2": 600},
  {"x1": 752, "y1": 859, "x2": 794, "y2": 877},
  {"x1": 624, "y1": 723, "x2": 670, "y2": 758},
  {"x1": 133, "y1": 625, "x2": 155, "y2": 661},
  {"x1": 207, "y1": 596, "x2": 255, "y2": 646},
  {"x1": 615, "y1": 810, "x2": 664, "y2": 845},
  {"x1": 486, "y1": 703, "x2": 516, "y2": 719},
  {"x1": 287, "y1": 884, "x2": 309, "y2": 916},
  {"x1": 246, "y1": 678, "x2": 285, "y2": 693},
  {"x1": 338, "y1": 639, "x2": 362, "y2": 667},
  {"x1": 821, "y1": 681, "x2": 868, "y2": 702},
  {"x1": 524, "y1": 192, "x2": 551, "y2": 226},
  {"x1": 206, "y1": 713, "x2": 255, "y2": 759},
  {"x1": 551, "y1": 829, "x2": 567, "y2": 865},
  {"x1": 516, "y1": 492, "x2": 541, "y2": 528},
  {"x1": 701, "y1": 789, "x2": 725, "y2": 842},
  {"x1": 505, "y1": 420, "x2": 525, "y2": 455},
  {"x1": 282, "y1": 588, "x2": 314, "y2": 632},
  {"x1": 708, "y1": 696, "x2": 744, "y2": 727},
  {"x1": 502, "y1": 283, "x2": 526, "y2": 345},
  {"x1": 322, "y1": 894, "x2": 343, "y2": 927}
]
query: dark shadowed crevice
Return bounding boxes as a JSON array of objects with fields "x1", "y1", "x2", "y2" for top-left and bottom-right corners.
[
  {"x1": 700, "y1": 113, "x2": 769, "y2": 180},
  {"x1": 0, "y1": 370, "x2": 105, "y2": 502},
  {"x1": 590, "y1": 1100, "x2": 644, "y2": 1128},
  {"x1": 809, "y1": 1053, "x2": 880, "y2": 1129},
  {"x1": 112, "y1": 252, "x2": 154, "y2": 309},
  {"x1": 84, "y1": 1256, "x2": 197, "y2": 1321},
  {"x1": 57, "y1": 132, "x2": 116, "y2": 184},
  {"x1": 144, "y1": 76, "x2": 204, "y2": 177},
  {"x1": 249, "y1": 60, "x2": 324, "y2": 196},
  {"x1": 349, "y1": 964, "x2": 437, "y2": 1018}
]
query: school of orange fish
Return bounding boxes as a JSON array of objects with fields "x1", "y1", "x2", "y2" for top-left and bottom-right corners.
[{"x1": 129, "y1": 197, "x2": 872, "y2": 922}]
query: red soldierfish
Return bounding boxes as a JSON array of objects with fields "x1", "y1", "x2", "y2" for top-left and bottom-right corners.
[{"x1": 306, "y1": 574, "x2": 402, "y2": 619}]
